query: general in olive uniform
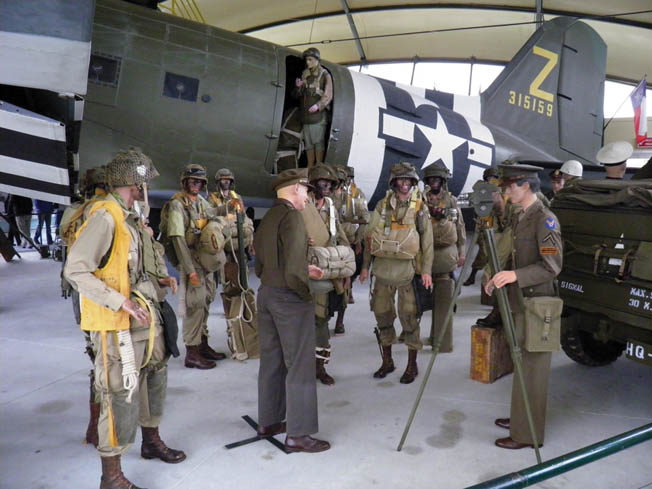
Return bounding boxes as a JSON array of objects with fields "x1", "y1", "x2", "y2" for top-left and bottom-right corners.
[
  {"x1": 162, "y1": 164, "x2": 226, "y2": 369},
  {"x1": 64, "y1": 149, "x2": 185, "y2": 489},
  {"x1": 254, "y1": 169, "x2": 330, "y2": 453},
  {"x1": 422, "y1": 161, "x2": 466, "y2": 352},
  {"x1": 293, "y1": 47, "x2": 333, "y2": 168},
  {"x1": 485, "y1": 163, "x2": 563, "y2": 449},
  {"x1": 360, "y1": 162, "x2": 434, "y2": 384},
  {"x1": 301, "y1": 164, "x2": 349, "y2": 385}
]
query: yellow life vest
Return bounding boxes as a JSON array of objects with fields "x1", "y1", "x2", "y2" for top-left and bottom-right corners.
[{"x1": 76, "y1": 200, "x2": 131, "y2": 332}]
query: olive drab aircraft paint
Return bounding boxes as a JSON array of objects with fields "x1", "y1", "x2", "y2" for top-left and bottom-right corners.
[{"x1": 1, "y1": 0, "x2": 606, "y2": 211}]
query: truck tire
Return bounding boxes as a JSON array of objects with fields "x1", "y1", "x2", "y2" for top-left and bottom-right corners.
[{"x1": 561, "y1": 325, "x2": 625, "y2": 367}]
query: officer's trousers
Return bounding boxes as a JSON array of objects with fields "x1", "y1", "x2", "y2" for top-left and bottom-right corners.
[
  {"x1": 92, "y1": 324, "x2": 168, "y2": 457},
  {"x1": 371, "y1": 280, "x2": 422, "y2": 350},
  {"x1": 257, "y1": 285, "x2": 318, "y2": 437},
  {"x1": 509, "y1": 312, "x2": 551, "y2": 445}
]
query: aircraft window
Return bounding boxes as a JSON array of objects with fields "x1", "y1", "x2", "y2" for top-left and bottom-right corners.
[
  {"x1": 88, "y1": 54, "x2": 120, "y2": 86},
  {"x1": 163, "y1": 72, "x2": 199, "y2": 102}
]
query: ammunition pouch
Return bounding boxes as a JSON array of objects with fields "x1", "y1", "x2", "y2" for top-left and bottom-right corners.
[
  {"x1": 522, "y1": 296, "x2": 562, "y2": 352},
  {"x1": 308, "y1": 245, "x2": 356, "y2": 280}
]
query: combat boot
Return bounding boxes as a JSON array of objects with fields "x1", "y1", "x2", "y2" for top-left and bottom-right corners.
[
  {"x1": 463, "y1": 268, "x2": 479, "y2": 286},
  {"x1": 399, "y1": 349, "x2": 419, "y2": 384},
  {"x1": 476, "y1": 306, "x2": 502, "y2": 328},
  {"x1": 316, "y1": 358, "x2": 335, "y2": 385},
  {"x1": 184, "y1": 345, "x2": 216, "y2": 369},
  {"x1": 200, "y1": 334, "x2": 227, "y2": 361},
  {"x1": 100, "y1": 455, "x2": 146, "y2": 489},
  {"x1": 85, "y1": 401, "x2": 100, "y2": 447},
  {"x1": 141, "y1": 427, "x2": 187, "y2": 464},
  {"x1": 373, "y1": 345, "x2": 395, "y2": 378}
]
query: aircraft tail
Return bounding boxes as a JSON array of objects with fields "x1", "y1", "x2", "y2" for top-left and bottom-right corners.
[{"x1": 481, "y1": 17, "x2": 606, "y2": 164}]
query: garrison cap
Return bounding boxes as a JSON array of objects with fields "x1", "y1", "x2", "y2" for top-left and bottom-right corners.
[
  {"x1": 596, "y1": 141, "x2": 633, "y2": 166},
  {"x1": 273, "y1": 168, "x2": 314, "y2": 191},
  {"x1": 498, "y1": 162, "x2": 543, "y2": 186}
]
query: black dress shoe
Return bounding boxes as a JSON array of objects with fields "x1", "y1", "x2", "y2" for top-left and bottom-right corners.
[
  {"x1": 285, "y1": 435, "x2": 331, "y2": 453},
  {"x1": 495, "y1": 418, "x2": 510, "y2": 429},
  {"x1": 495, "y1": 436, "x2": 542, "y2": 449},
  {"x1": 257, "y1": 422, "x2": 287, "y2": 437}
]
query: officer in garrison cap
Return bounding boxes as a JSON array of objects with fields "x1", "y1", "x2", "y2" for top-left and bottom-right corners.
[
  {"x1": 484, "y1": 162, "x2": 562, "y2": 450},
  {"x1": 597, "y1": 141, "x2": 633, "y2": 180},
  {"x1": 254, "y1": 168, "x2": 331, "y2": 453}
]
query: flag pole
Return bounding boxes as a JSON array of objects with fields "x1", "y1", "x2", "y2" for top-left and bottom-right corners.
[{"x1": 604, "y1": 75, "x2": 647, "y2": 131}]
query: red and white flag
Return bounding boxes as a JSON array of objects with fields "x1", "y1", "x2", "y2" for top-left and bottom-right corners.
[{"x1": 630, "y1": 77, "x2": 652, "y2": 147}]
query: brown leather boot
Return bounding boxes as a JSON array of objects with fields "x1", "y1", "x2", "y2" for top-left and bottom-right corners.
[
  {"x1": 373, "y1": 345, "x2": 395, "y2": 378},
  {"x1": 141, "y1": 426, "x2": 186, "y2": 464},
  {"x1": 85, "y1": 401, "x2": 100, "y2": 447},
  {"x1": 200, "y1": 334, "x2": 226, "y2": 361},
  {"x1": 316, "y1": 358, "x2": 335, "y2": 385},
  {"x1": 184, "y1": 345, "x2": 216, "y2": 369},
  {"x1": 400, "y1": 349, "x2": 419, "y2": 384},
  {"x1": 100, "y1": 455, "x2": 146, "y2": 489}
]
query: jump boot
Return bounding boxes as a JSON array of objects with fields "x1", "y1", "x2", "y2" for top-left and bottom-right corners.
[
  {"x1": 85, "y1": 401, "x2": 100, "y2": 446},
  {"x1": 184, "y1": 345, "x2": 216, "y2": 369},
  {"x1": 373, "y1": 345, "x2": 395, "y2": 378},
  {"x1": 141, "y1": 427, "x2": 187, "y2": 463},
  {"x1": 316, "y1": 358, "x2": 335, "y2": 385},
  {"x1": 476, "y1": 306, "x2": 502, "y2": 328},
  {"x1": 399, "y1": 349, "x2": 419, "y2": 384},
  {"x1": 200, "y1": 334, "x2": 226, "y2": 361},
  {"x1": 100, "y1": 455, "x2": 145, "y2": 489}
]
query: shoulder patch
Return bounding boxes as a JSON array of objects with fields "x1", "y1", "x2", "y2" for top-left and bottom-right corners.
[{"x1": 544, "y1": 217, "x2": 556, "y2": 230}]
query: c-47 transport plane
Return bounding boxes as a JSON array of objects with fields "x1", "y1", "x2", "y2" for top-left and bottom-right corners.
[{"x1": 0, "y1": 0, "x2": 606, "y2": 210}]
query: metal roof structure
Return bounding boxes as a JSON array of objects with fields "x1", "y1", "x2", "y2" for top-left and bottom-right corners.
[{"x1": 182, "y1": 0, "x2": 652, "y2": 85}]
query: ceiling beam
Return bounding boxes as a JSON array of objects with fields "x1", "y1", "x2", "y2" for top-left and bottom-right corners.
[
  {"x1": 339, "y1": 0, "x2": 367, "y2": 63},
  {"x1": 238, "y1": 4, "x2": 652, "y2": 34}
]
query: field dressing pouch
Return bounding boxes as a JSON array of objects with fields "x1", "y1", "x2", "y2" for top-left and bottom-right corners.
[
  {"x1": 522, "y1": 295, "x2": 563, "y2": 352},
  {"x1": 223, "y1": 289, "x2": 259, "y2": 361},
  {"x1": 197, "y1": 219, "x2": 228, "y2": 272},
  {"x1": 75, "y1": 200, "x2": 131, "y2": 332},
  {"x1": 308, "y1": 245, "x2": 355, "y2": 280},
  {"x1": 369, "y1": 190, "x2": 421, "y2": 260}
]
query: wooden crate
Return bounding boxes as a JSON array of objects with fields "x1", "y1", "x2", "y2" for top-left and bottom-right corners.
[{"x1": 470, "y1": 326, "x2": 513, "y2": 383}]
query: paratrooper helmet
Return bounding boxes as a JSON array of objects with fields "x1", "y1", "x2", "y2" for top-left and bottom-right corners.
[
  {"x1": 302, "y1": 47, "x2": 321, "y2": 60},
  {"x1": 180, "y1": 163, "x2": 208, "y2": 188},
  {"x1": 389, "y1": 162, "x2": 419, "y2": 185},
  {"x1": 106, "y1": 148, "x2": 159, "y2": 188},
  {"x1": 422, "y1": 160, "x2": 451, "y2": 180}
]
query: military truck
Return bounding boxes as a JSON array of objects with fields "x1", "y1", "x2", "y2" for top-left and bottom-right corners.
[{"x1": 551, "y1": 179, "x2": 652, "y2": 367}]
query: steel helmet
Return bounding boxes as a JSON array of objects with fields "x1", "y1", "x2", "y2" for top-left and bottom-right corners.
[
  {"x1": 180, "y1": 164, "x2": 208, "y2": 185},
  {"x1": 483, "y1": 167, "x2": 499, "y2": 181},
  {"x1": 309, "y1": 164, "x2": 338, "y2": 184},
  {"x1": 560, "y1": 159, "x2": 583, "y2": 177},
  {"x1": 302, "y1": 47, "x2": 321, "y2": 60},
  {"x1": 215, "y1": 168, "x2": 235, "y2": 182},
  {"x1": 422, "y1": 160, "x2": 451, "y2": 180},
  {"x1": 389, "y1": 162, "x2": 419, "y2": 185},
  {"x1": 106, "y1": 148, "x2": 159, "y2": 188}
]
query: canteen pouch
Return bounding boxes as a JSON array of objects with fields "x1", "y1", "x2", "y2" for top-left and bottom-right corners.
[
  {"x1": 523, "y1": 296, "x2": 563, "y2": 352},
  {"x1": 223, "y1": 289, "x2": 259, "y2": 361},
  {"x1": 308, "y1": 245, "x2": 356, "y2": 280}
]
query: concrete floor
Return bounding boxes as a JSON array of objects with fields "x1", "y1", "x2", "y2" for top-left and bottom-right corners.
[{"x1": 1, "y1": 249, "x2": 651, "y2": 489}]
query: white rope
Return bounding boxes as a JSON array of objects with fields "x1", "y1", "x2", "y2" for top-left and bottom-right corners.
[{"x1": 116, "y1": 329, "x2": 138, "y2": 403}]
